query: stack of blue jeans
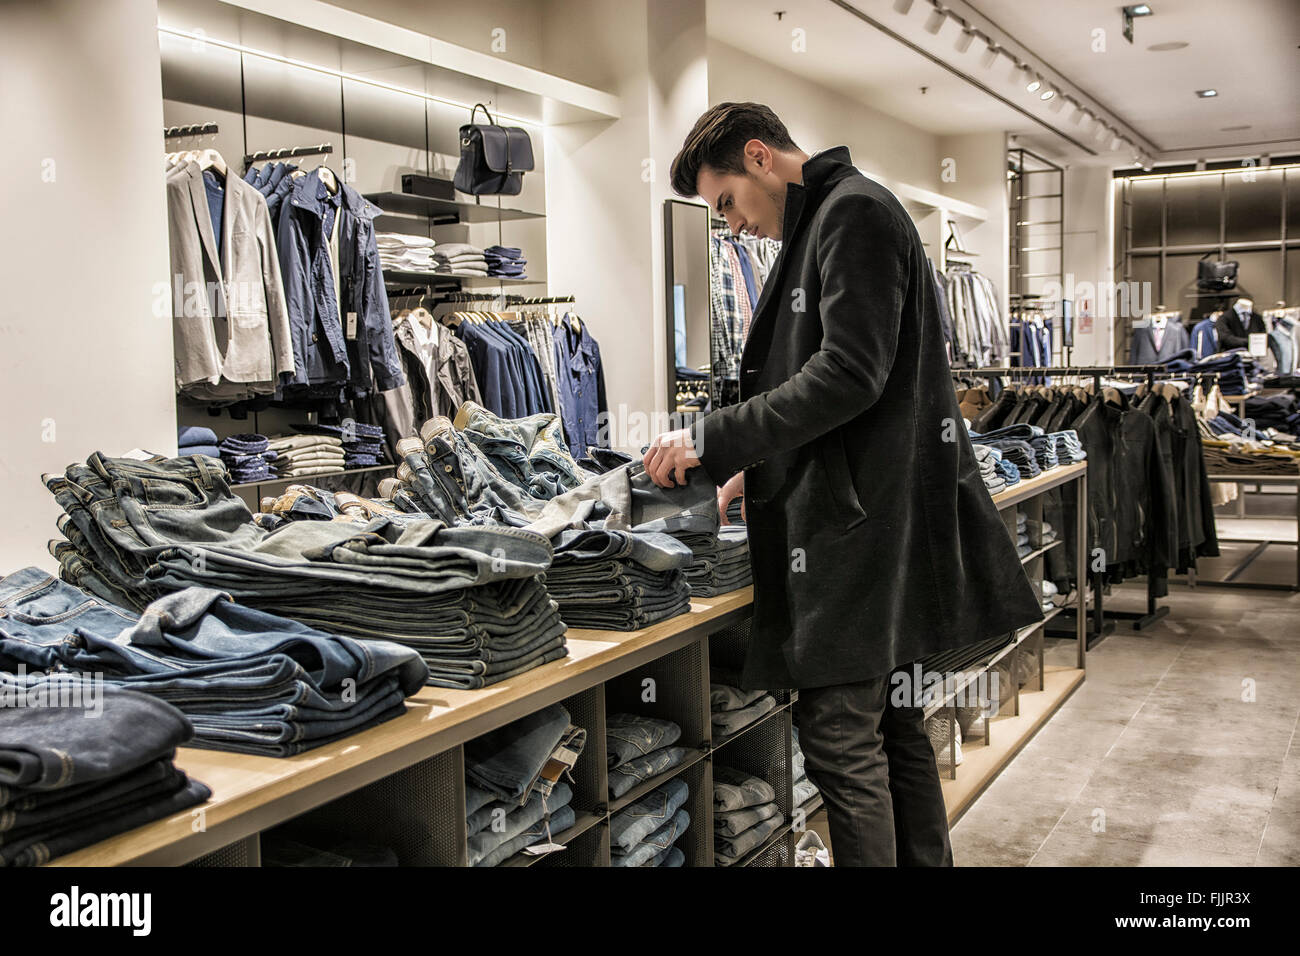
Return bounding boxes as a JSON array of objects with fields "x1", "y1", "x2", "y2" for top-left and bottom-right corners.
[
  {"x1": 294, "y1": 421, "x2": 386, "y2": 468},
  {"x1": 973, "y1": 443, "x2": 1005, "y2": 495},
  {"x1": 464, "y1": 703, "x2": 586, "y2": 865},
  {"x1": 792, "y1": 727, "x2": 819, "y2": 808},
  {"x1": 1186, "y1": 351, "x2": 1250, "y2": 395},
  {"x1": 1049, "y1": 429, "x2": 1086, "y2": 464},
  {"x1": 1029, "y1": 434, "x2": 1059, "y2": 470},
  {"x1": 711, "y1": 684, "x2": 776, "y2": 737},
  {"x1": 0, "y1": 672, "x2": 209, "y2": 866},
  {"x1": 42, "y1": 452, "x2": 568, "y2": 689},
  {"x1": 609, "y1": 777, "x2": 690, "y2": 867},
  {"x1": 485, "y1": 245, "x2": 527, "y2": 279},
  {"x1": 607, "y1": 713, "x2": 687, "y2": 799},
  {"x1": 219, "y1": 433, "x2": 275, "y2": 483},
  {"x1": 178, "y1": 425, "x2": 220, "y2": 459},
  {"x1": 0, "y1": 567, "x2": 428, "y2": 757},
  {"x1": 712, "y1": 765, "x2": 783, "y2": 866}
]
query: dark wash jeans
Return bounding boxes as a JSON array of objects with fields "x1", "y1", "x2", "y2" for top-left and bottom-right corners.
[{"x1": 794, "y1": 671, "x2": 953, "y2": 867}]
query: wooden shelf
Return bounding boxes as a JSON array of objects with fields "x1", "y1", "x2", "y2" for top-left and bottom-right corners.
[
  {"x1": 991, "y1": 462, "x2": 1088, "y2": 509},
  {"x1": 367, "y1": 192, "x2": 544, "y2": 224}
]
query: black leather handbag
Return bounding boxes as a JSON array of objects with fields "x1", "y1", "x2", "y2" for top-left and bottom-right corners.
[
  {"x1": 1197, "y1": 252, "x2": 1239, "y2": 290},
  {"x1": 453, "y1": 103, "x2": 535, "y2": 197}
]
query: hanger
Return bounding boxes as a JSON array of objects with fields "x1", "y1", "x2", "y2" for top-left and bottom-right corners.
[
  {"x1": 316, "y1": 166, "x2": 339, "y2": 195},
  {"x1": 196, "y1": 149, "x2": 227, "y2": 176}
]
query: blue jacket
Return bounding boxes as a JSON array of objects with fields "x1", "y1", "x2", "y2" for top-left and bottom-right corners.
[
  {"x1": 276, "y1": 174, "x2": 404, "y2": 396},
  {"x1": 1191, "y1": 317, "x2": 1218, "y2": 359}
]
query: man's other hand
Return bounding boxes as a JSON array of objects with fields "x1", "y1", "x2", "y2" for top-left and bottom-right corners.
[
  {"x1": 643, "y1": 429, "x2": 701, "y2": 488},
  {"x1": 717, "y1": 471, "x2": 745, "y2": 525}
]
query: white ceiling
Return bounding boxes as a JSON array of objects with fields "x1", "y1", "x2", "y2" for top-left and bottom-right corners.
[{"x1": 705, "y1": 0, "x2": 1300, "y2": 165}]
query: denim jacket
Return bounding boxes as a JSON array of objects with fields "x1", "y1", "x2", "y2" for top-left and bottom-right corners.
[{"x1": 277, "y1": 175, "x2": 405, "y2": 396}]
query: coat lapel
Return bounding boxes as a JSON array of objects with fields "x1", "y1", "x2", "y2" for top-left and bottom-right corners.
[{"x1": 183, "y1": 163, "x2": 222, "y2": 279}]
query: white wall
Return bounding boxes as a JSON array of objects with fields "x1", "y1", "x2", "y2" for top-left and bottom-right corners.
[
  {"x1": 706, "y1": 39, "x2": 942, "y2": 192},
  {"x1": 0, "y1": 0, "x2": 175, "y2": 574},
  {"x1": 937, "y1": 131, "x2": 1009, "y2": 319},
  {"x1": 1062, "y1": 164, "x2": 1116, "y2": 364}
]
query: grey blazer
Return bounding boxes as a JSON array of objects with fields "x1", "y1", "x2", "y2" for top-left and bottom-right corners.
[{"x1": 165, "y1": 162, "x2": 293, "y2": 389}]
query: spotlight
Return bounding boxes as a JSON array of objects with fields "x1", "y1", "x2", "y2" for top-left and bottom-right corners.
[
  {"x1": 1040, "y1": 87, "x2": 1055, "y2": 100},
  {"x1": 924, "y1": 5, "x2": 947, "y2": 35},
  {"x1": 955, "y1": 28, "x2": 975, "y2": 53},
  {"x1": 981, "y1": 43, "x2": 1001, "y2": 69},
  {"x1": 1026, "y1": 75, "x2": 1042, "y2": 93},
  {"x1": 1111, "y1": 134, "x2": 1124, "y2": 150},
  {"x1": 1010, "y1": 61, "x2": 1029, "y2": 82},
  {"x1": 1195, "y1": 89, "x2": 1217, "y2": 97},
  {"x1": 1048, "y1": 92, "x2": 1066, "y2": 112},
  {"x1": 893, "y1": 0, "x2": 915, "y2": 13},
  {"x1": 1095, "y1": 124, "x2": 1110, "y2": 143}
]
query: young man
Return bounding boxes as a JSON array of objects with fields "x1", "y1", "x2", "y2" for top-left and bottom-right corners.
[{"x1": 643, "y1": 103, "x2": 1042, "y2": 866}]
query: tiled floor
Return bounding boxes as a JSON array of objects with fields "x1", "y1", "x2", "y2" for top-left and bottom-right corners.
[{"x1": 951, "y1": 574, "x2": 1300, "y2": 866}]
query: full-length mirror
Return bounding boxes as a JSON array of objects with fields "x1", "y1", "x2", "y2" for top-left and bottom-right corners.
[{"x1": 663, "y1": 199, "x2": 711, "y2": 419}]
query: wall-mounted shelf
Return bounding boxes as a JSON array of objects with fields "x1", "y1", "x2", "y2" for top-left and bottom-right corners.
[
  {"x1": 367, "y1": 192, "x2": 545, "y2": 224},
  {"x1": 381, "y1": 269, "x2": 540, "y2": 288}
]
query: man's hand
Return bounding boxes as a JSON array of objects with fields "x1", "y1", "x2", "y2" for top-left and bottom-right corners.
[
  {"x1": 642, "y1": 429, "x2": 701, "y2": 489},
  {"x1": 717, "y1": 471, "x2": 745, "y2": 525}
]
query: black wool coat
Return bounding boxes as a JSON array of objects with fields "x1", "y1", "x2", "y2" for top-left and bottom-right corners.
[{"x1": 693, "y1": 146, "x2": 1043, "y2": 689}]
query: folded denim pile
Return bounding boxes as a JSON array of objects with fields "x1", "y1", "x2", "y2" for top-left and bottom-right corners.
[
  {"x1": 607, "y1": 712, "x2": 687, "y2": 799},
  {"x1": 1029, "y1": 433, "x2": 1059, "y2": 470},
  {"x1": 1016, "y1": 511, "x2": 1030, "y2": 558},
  {"x1": 677, "y1": 524, "x2": 752, "y2": 597},
  {"x1": 219, "y1": 433, "x2": 275, "y2": 483},
  {"x1": 1243, "y1": 393, "x2": 1300, "y2": 435},
  {"x1": 792, "y1": 726, "x2": 819, "y2": 808},
  {"x1": 972, "y1": 443, "x2": 1005, "y2": 495},
  {"x1": 178, "y1": 425, "x2": 220, "y2": 459},
  {"x1": 0, "y1": 675, "x2": 209, "y2": 866},
  {"x1": 485, "y1": 245, "x2": 527, "y2": 279},
  {"x1": 1169, "y1": 350, "x2": 1251, "y2": 395},
  {"x1": 377, "y1": 232, "x2": 437, "y2": 273},
  {"x1": 464, "y1": 703, "x2": 586, "y2": 865},
  {"x1": 1041, "y1": 578, "x2": 1061, "y2": 612},
  {"x1": 1050, "y1": 428, "x2": 1086, "y2": 464},
  {"x1": 432, "y1": 241, "x2": 488, "y2": 276},
  {"x1": 970, "y1": 423, "x2": 1046, "y2": 480},
  {"x1": 293, "y1": 421, "x2": 386, "y2": 468},
  {"x1": 610, "y1": 777, "x2": 690, "y2": 867},
  {"x1": 266, "y1": 434, "x2": 346, "y2": 479},
  {"x1": 383, "y1": 406, "x2": 697, "y2": 631},
  {"x1": 710, "y1": 682, "x2": 776, "y2": 738},
  {"x1": 42, "y1": 452, "x2": 568, "y2": 689},
  {"x1": 713, "y1": 765, "x2": 784, "y2": 866},
  {"x1": 0, "y1": 567, "x2": 428, "y2": 757}
]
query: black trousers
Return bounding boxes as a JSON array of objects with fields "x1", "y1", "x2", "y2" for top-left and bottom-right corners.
[{"x1": 794, "y1": 673, "x2": 953, "y2": 866}]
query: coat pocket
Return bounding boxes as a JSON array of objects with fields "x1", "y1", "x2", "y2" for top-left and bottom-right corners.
[{"x1": 820, "y1": 428, "x2": 868, "y2": 529}]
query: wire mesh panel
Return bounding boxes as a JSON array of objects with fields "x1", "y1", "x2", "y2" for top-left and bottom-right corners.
[
  {"x1": 534, "y1": 818, "x2": 607, "y2": 868},
  {"x1": 185, "y1": 835, "x2": 259, "y2": 867},
  {"x1": 712, "y1": 704, "x2": 791, "y2": 868},
  {"x1": 747, "y1": 833, "x2": 792, "y2": 868},
  {"x1": 558, "y1": 685, "x2": 607, "y2": 816},
  {"x1": 285, "y1": 747, "x2": 466, "y2": 866},
  {"x1": 605, "y1": 639, "x2": 709, "y2": 750}
]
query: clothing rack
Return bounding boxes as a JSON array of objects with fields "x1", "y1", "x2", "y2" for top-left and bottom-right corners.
[
  {"x1": 953, "y1": 363, "x2": 1183, "y2": 642},
  {"x1": 504, "y1": 294, "x2": 576, "y2": 305},
  {"x1": 164, "y1": 122, "x2": 218, "y2": 139},
  {"x1": 243, "y1": 143, "x2": 334, "y2": 169}
]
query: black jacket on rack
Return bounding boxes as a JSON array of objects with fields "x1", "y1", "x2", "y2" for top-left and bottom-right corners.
[{"x1": 689, "y1": 146, "x2": 1041, "y2": 689}]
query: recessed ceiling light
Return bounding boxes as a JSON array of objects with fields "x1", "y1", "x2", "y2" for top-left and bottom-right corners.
[
  {"x1": 1221, "y1": 124, "x2": 1251, "y2": 131},
  {"x1": 1148, "y1": 41, "x2": 1188, "y2": 51},
  {"x1": 1195, "y1": 89, "x2": 1218, "y2": 97}
]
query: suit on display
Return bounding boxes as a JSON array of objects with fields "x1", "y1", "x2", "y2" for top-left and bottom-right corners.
[
  {"x1": 1215, "y1": 304, "x2": 1265, "y2": 350},
  {"x1": 691, "y1": 146, "x2": 1041, "y2": 865},
  {"x1": 1128, "y1": 319, "x2": 1190, "y2": 365}
]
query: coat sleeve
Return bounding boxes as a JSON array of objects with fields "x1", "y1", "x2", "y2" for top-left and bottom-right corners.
[
  {"x1": 693, "y1": 191, "x2": 909, "y2": 484},
  {"x1": 276, "y1": 202, "x2": 312, "y2": 386},
  {"x1": 255, "y1": 197, "x2": 295, "y2": 378},
  {"x1": 358, "y1": 221, "x2": 405, "y2": 392}
]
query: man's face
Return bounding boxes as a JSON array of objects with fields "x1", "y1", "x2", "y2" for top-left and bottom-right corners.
[{"x1": 697, "y1": 148, "x2": 788, "y2": 241}]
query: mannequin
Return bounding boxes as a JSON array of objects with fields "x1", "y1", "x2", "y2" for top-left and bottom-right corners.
[
  {"x1": 1129, "y1": 310, "x2": 1190, "y2": 364},
  {"x1": 1216, "y1": 295, "x2": 1264, "y2": 349}
]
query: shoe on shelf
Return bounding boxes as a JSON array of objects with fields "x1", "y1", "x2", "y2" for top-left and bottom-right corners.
[{"x1": 795, "y1": 830, "x2": 830, "y2": 867}]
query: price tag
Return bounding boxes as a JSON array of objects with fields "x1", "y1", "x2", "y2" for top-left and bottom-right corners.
[
  {"x1": 346, "y1": 312, "x2": 358, "y2": 339},
  {"x1": 1248, "y1": 332, "x2": 1267, "y2": 356},
  {"x1": 522, "y1": 842, "x2": 566, "y2": 856}
]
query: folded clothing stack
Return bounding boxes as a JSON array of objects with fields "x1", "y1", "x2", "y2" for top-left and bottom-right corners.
[
  {"x1": 376, "y1": 232, "x2": 437, "y2": 273},
  {"x1": 433, "y1": 241, "x2": 488, "y2": 276},
  {"x1": 178, "y1": 425, "x2": 220, "y2": 459},
  {"x1": 1049, "y1": 429, "x2": 1086, "y2": 464},
  {"x1": 1016, "y1": 511, "x2": 1030, "y2": 558},
  {"x1": 680, "y1": 524, "x2": 752, "y2": 597},
  {"x1": 219, "y1": 433, "x2": 275, "y2": 483},
  {"x1": 792, "y1": 726, "x2": 819, "y2": 808},
  {"x1": 1029, "y1": 433, "x2": 1059, "y2": 470},
  {"x1": 0, "y1": 567, "x2": 429, "y2": 757},
  {"x1": 464, "y1": 703, "x2": 586, "y2": 866},
  {"x1": 1041, "y1": 578, "x2": 1060, "y2": 611},
  {"x1": 607, "y1": 713, "x2": 686, "y2": 799},
  {"x1": 713, "y1": 765, "x2": 784, "y2": 866},
  {"x1": 710, "y1": 682, "x2": 776, "y2": 738},
  {"x1": 544, "y1": 529, "x2": 694, "y2": 631},
  {"x1": 484, "y1": 245, "x2": 527, "y2": 279},
  {"x1": 267, "y1": 434, "x2": 346, "y2": 478},
  {"x1": 610, "y1": 777, "x2": 690, "y2": 867},
  {"x1": 0, "y1": 675, "x2": 210, "y2": 866},
  {"x1": 294, "y1": 421, "x2": 387, "y2": 468},
  {"x1": 973, "y1": 443, "x2": 1005, "y2": 496},
  {"x1": 43, "y1": 452, "x2": 569, "y2": 689}
]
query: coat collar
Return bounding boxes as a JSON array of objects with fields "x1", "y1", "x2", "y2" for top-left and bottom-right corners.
[{"x1": 180, "y1": 161, "x2": 222, "y2": 277}]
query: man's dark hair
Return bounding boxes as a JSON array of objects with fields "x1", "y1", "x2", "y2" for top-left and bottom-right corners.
[{"x1": 670, "y1": 102, "x2": 799, "y2": 198}]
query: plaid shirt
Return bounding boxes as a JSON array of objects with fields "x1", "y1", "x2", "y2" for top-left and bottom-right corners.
[{"x1": 709, "y1": 236, "x2": 743, "y2": 406}]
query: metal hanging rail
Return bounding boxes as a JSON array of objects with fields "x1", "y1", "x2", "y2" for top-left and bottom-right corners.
[
  {"x1": 164, "y1": 122, "x2": 219, "y2": 138},
  {"x1": 243, "y1": 143, "x2": 334, "y2": 168}
]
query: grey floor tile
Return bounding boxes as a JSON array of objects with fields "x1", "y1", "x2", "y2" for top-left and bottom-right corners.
[
  {"x1": 1255, "y1": 809, "x2": 1300, "y2": 866},
  {"x1": 1029, "y1": 825, "x2": 1258, "y2": 867}
]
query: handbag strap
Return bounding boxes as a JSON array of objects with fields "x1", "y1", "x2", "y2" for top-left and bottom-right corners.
[{"x1": 470, "y1": 102, "x2": 496, "y2": 126}]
